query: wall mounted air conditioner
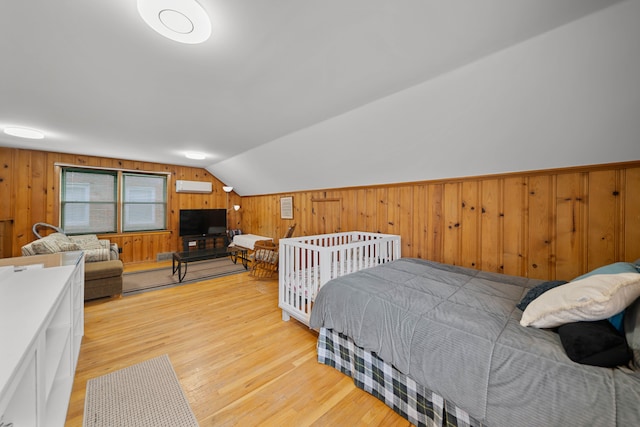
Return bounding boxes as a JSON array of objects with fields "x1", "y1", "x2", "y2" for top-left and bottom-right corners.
[{"x1": 175, "y1": 180, "x2": 212, "y2": 193}]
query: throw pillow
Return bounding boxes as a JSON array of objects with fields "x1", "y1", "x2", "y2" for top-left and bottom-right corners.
[
  {"x1": 520, "y1": 273, "x2": 640, "y2": 328},
  {"x1": 31, "y1": 233, "x2": 71, "y2": 254},
  {"x1": 58, "y1": 242, "x2": 81, "y2": 252},
  {"x1": 517, "y1": 280, "x2": 568, "y2": 311},
  {"x1": 32, "y1": 239, "x2": 57, "y2": 254},
  {"x1": 624, "y1": 296, "x2": 640, "y2": 369},
  {"x1": 572, "y1": 262, "x2": 639, "y2": 281},
  {"x1": 558, "y1": 320, "x2": 632, "y2": 368},
  {"x1": 608, "y1": 311, "x2": 625, "y2": 332},
  {"x1": 571, "y1": 263, "x2": 638, "y2": 332},
  {"x1": 255, "y1": 249, "x2": 278, "y2": 263},
  {"x1": 69, "y1": 234, "x2": 103, "y2": 250}
]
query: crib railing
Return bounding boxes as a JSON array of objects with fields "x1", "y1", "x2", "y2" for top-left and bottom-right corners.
[{"x1": 279, "y1": 231, "x2": 401, "y2": 325}]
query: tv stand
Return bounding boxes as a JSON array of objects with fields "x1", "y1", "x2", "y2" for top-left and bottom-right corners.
[
  {"x1": 181, "y1": 233, "x2": 228, "y2": 252},
  {"x1": 173, "y1": 234, "x2": 248, "y2": 282}
]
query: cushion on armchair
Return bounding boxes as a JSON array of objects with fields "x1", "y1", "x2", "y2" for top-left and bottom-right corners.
[{"x1": 255, "y1": 248, "x2": 279, "y2": 264}]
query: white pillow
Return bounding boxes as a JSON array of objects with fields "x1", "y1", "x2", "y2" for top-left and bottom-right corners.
[{"x1": 520, "y1": 273, "x2": 640, "y2": 328}]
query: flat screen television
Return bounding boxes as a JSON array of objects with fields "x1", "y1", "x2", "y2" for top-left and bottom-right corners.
[{"x1": 179, "y1": 209, "x2": 227, "y2": 237}]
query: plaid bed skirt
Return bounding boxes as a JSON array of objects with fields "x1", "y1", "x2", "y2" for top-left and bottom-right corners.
[{"x1": 317, "y1": 328, "x2": 485, "y2": 427}]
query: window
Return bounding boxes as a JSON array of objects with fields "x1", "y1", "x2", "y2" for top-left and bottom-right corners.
[
  {"x1": 61, "y1": 167, "x2": 167, "y2": 234},
  {"x1": 64, "y1": 183, "x2": 90, "y2": 227},
  {"x1": 122, "y1": 173, "x2": 166, "y2": 232},
  {"x1": 61, "y1": 169, "x2": 117, "y2": 234}
]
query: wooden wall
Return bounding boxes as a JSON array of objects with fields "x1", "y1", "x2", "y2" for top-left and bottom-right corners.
[
  {"x1": 1, "y1": 146, "x2": 639, "y2": 280},
  {"x1": 241, "y1": 161, "x2": 640, "y2": 281},
  {"x1": 0, "y1": 147, "x2": 241, "y2": 264}
]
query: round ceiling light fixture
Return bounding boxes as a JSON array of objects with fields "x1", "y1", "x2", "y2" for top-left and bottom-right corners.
[
  {"x1": 3, "y1": 126, "x2": 45, "y2": 139},
  {"x1": 185, "y1": 151, "x2": 206, "y2": 160},
  {"x1": 137, "y1": 0, "x2": 211, "y2": 44}
]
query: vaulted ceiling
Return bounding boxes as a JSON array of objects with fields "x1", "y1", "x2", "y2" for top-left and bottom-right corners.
[{"x1": 1, "y1": 0, "x2": 636, "y2": 195}]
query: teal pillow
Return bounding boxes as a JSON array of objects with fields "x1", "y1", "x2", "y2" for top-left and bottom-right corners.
[
  {"x1": 572, "y1": 262, "x2": 639, "y2": 281},
  {"x1": 609, "y1": 311, "x2": 625, "y2": 331}
]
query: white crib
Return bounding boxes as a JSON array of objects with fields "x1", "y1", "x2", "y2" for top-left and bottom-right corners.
[{"x1": 278, "y1": 231, "x2": 401, "y2": 325}]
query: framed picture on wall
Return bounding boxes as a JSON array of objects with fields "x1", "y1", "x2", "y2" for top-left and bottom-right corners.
[{"x1": 280, "y1": 196, "x2": 293, "y2": 219}]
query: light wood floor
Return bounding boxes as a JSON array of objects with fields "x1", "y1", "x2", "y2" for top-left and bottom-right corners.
[{"x1": 65, "y1": 262, "x2": 411, "y2": 426}]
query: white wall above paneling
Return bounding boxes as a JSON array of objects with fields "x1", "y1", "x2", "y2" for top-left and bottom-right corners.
[{"x1": 209, "y1": 0, "x2": 640, "y2": 196}]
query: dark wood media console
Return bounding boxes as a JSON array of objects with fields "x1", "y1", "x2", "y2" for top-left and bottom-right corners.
[{"x1": 172, "y1": 234, "x2": 248, "y2": 282}]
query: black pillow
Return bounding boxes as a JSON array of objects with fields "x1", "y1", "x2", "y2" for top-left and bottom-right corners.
[
  {"x1": 517, "y1": 280, "x2": 568, "y2": 311},
  {"x1": 558, "y1": 320, "x2": 632, "y2": 368}
]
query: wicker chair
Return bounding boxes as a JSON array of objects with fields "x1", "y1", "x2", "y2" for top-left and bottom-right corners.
[
  {"x1": 250, "y1": 224, "x2": 296, "y2": 278},
  {"x1": 250, "y1": 240, "x2": 279, "y2": 278}
]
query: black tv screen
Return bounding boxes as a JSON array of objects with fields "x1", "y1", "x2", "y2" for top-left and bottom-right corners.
[{"x1": 179, "y1": 209, "x2": 227, "y2": 236}]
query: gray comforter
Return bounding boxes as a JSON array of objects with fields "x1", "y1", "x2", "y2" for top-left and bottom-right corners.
[{"x1": 309, "y1": 258, "x2": 640, "y2": 426}]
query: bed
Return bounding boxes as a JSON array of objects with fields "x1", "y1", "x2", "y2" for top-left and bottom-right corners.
[
  {"x1": 278, "y1": 231, "x2": 401, "y2": 325},
  {"x1": 309, "y1": 258, "x2": 640, "y2": 426}
]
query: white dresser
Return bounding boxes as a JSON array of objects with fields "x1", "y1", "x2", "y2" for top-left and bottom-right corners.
[{"x1": 0, "y1": 251, "x2": 84, "y2": 426}]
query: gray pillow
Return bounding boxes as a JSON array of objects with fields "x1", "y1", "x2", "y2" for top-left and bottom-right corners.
[{"x1": 624, "y1": 296, "x2": 640, "y2": 369}]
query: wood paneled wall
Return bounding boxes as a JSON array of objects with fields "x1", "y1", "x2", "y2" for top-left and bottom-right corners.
[
  {"x1": 0, "y1": 147, "x2": 240, "y2": 263},
  {"x1": 241, "y1": 162, "x2": 640, "y2": 281},
  {"x1": 1, "y1": 145, "x2": 638, "y2": 279}
]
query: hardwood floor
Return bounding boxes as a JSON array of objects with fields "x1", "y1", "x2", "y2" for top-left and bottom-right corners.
[{"x1": 65, "y1": 264, "x2": 411, "y2": 426}]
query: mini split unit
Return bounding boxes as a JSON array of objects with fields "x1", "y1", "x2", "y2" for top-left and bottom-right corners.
[{"x1": 175, "y1": 180, "x2": 212, "y2": 193}]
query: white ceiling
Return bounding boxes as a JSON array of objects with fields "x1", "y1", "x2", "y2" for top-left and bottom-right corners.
[{"x1": 0, "y1": 0, "x2": 627, "y2": 195}]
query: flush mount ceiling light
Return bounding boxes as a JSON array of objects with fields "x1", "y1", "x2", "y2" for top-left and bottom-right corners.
[
  {"x1": 185, "y1": 151, "x2": 206, "y2": 160},
  {"x1": 3, "y1": 126, "x2": 45, "y2": 139},
  {"x1": 137, "y1": 0, "x2": 211, "y2": 44}
]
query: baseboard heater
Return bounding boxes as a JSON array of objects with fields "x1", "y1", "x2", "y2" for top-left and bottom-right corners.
[{"x1": 175, "y1": 180, "x2": 212, "y2": 193}]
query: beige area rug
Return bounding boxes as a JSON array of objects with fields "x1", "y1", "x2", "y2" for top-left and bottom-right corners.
[
  {"x1": 83, "y1": 354, "x2": 198, "y2": 427},
  {"x1": 123, "y1": 257, "x2": 247, "y2": 294}
]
